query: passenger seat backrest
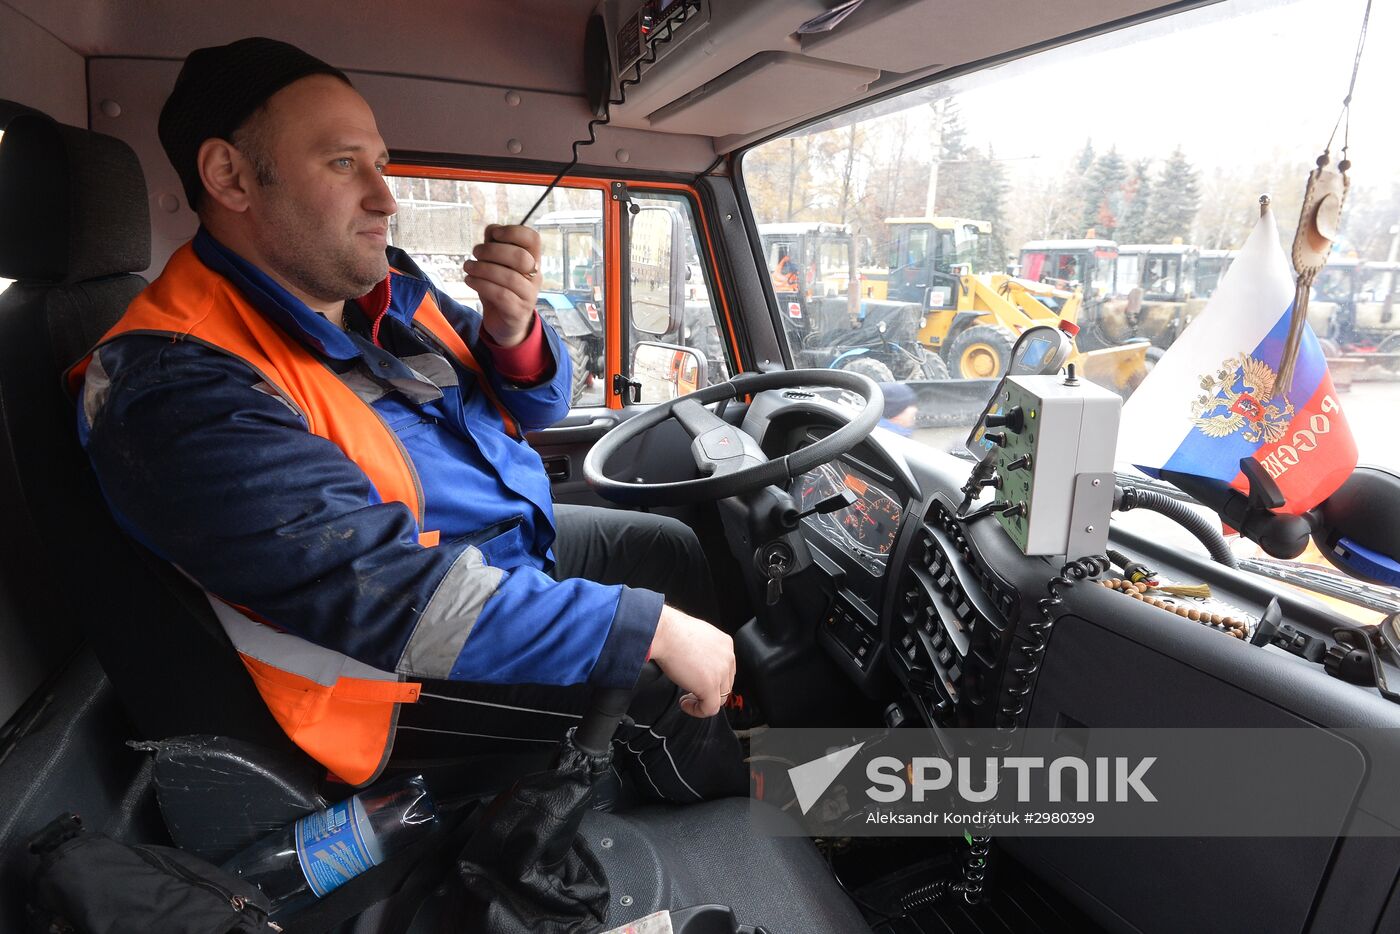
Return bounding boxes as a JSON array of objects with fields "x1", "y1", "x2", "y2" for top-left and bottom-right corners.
[{"x1": 0, "y1": 105, "x2": 293, "y2": 751}]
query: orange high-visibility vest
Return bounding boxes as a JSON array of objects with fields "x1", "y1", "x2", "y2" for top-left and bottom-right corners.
[{"x1": 69, "y1": 243, "x2": 516, "y2": 785}]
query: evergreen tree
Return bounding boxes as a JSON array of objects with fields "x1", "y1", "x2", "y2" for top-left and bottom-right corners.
[
  {"x1": 933, "y1": 99, "x2": 975, "y2": 216},
  {"x1": 1075, "y1": 139, "x2": 1096, "y2": 174},
  {"x1": 1051, "y1": 139, "x2": 1095, "y2": 237},
  {"x1": 1143, "y1": 147, "x2": 1201, "y2": 243},
  {"x1": 967, "y1": 145, "x2": 1009, "y2": 272},
  {"x1": 1081, "y1": 147, "x2": 1128, "y2": 239},
  {"x1": 1116, "y1": 159, "x2": 1153, "y2": 244}
]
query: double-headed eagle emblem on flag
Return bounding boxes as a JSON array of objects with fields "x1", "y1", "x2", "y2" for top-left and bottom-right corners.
[{"x1": 1191, "y1": 355, "x2": 1296, "y2": 445}]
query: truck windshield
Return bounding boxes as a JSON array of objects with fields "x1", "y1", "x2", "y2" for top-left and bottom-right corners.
[{"x1": 740, "y1": 0, "x2": 1400, "y2": 582}]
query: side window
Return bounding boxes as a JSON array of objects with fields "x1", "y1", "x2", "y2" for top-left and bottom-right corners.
[
  {"x1": 1115, "y1": 254, "x2": 1141, "y2": 294},
  {"x1": 626, "y1": 192, "x2": 732, "y2": 403},
  {"x1": 1143, "y1": 256, "x2": 1180, "y2": 297},
  {"x1": 903, "y1": 227, "x2": 930, "y2": 283},
  {"x1": 934, "y1": 230, "x2": 957, "y2": 275},
  {"x1": 385, "y1": 177, "x2": 606, "y2": 406}
]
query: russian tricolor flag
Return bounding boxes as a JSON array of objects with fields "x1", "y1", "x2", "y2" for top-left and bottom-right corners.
[{"x1": 1119, "y1": 205, "x2": 1357, "y2": 515}]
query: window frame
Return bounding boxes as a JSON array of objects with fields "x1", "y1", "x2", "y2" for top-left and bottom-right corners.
[
  {"x1": 621, "y1": 186, "x2": 738, "y2": 402},
  {"x1": 383, "y1": 166, "x2": 739, "y2": 409}
]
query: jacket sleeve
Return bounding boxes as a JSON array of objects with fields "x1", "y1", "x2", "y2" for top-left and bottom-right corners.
[
  {"x1": 77, "y1": 335, "x2": 655, "y2": 689},
  {"x1": 429, "y1": 284, "x2": 573, "y2": 431}
]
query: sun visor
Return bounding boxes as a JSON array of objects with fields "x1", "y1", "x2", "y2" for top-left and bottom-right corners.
[{"x1": 645, "y1": 52, "x2": 877, "y2": 137}]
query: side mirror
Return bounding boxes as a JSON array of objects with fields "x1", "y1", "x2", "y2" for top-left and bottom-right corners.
[
  {"x1": 631, "y1": 341, "x2": 708, "y2": 403},
  {"x1": 629, "y1": 206, "x2": 676, "y2": 336}
]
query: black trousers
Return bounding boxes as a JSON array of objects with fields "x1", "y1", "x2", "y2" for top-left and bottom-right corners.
[{"x1": 389, "y1": 504, "x2": 747, "y2": 803}]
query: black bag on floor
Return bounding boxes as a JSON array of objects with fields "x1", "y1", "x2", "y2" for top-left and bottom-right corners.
[{"x1": 25, "y1": 813, "x2": 277, "y2": 933}]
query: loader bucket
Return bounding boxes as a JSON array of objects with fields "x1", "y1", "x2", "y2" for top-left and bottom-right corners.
[
  {"x1": 907, "y1": 377, "x2": 1000, "y2": 428},
  {"x1": 1077, "y1": 342, "x2": 1150, "y2": 395}
]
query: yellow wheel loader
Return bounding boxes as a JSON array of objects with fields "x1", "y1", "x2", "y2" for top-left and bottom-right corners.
[
  {"x1": 880, "y1": 219, "x2": 1147, "y2": 390},
  {"x1": 924, "y1": 266, "x2": 1149, "y2": 392}
]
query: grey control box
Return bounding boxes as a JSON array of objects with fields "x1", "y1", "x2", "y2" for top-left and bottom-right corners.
[{"x1": 991, "y1": 374, "x2": 1121, "y2": 556}]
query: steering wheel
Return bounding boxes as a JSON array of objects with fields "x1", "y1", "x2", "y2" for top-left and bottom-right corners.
[{"x1": 582, "y1": 369, "x2": 884, "y2": 507}]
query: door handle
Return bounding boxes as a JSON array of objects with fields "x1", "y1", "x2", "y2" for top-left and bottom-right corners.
[{"x1": 542, "y1": 456, "x2": 571, "y2": 483}]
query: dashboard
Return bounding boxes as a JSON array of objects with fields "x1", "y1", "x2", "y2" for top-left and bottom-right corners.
[
  {"x1": 735, "y1": 384, "x2": 1400, "y2": 934},
  {"x1": 742, "y1": 384, "x2": 1400, "y2": 738}
]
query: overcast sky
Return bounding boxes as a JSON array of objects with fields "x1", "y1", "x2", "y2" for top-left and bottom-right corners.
[{"x1": 937, "y1": 0, "x2": 1391, "y2": 177}]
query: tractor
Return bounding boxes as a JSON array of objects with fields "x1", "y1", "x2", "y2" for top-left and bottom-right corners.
[
  {"x1": 758, "y1": 222, "x2": 946, "y2": 383},
  {"x1": 874, "y1": 222, "x2": 1147, "y2": 389},
  {"x1": 1307, "y1": 258, "x2": 1400, "y2": 356},
  {"x1": 1104, "y1": 243, "x2": 1207, "y2": 361}
]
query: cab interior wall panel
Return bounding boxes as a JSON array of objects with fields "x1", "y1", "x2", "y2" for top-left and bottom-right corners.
[
  {"x1": 645, "y1": 52, "x2": 877, "y2": 138},
  {"x1": 0, "y1": 5, "x2": 86, "y2": 127},
  {"x1": 87, "y1": 59, "x2": 196, "y2": 278},
  {"x1": 798, "y1": 0, "x2": 1177, "y2": 74}
]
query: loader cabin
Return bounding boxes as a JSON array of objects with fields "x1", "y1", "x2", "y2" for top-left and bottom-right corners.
[{"x1": 4, "y1": 1, "x2": 1400, "y2": 933}]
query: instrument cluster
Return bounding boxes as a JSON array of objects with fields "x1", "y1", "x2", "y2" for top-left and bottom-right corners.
[{"x1": 791, "y1": 462, "x2": 902, "y2": 575}]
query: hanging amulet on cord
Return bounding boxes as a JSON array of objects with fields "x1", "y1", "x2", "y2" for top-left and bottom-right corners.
[
  {"x1": 1274, "y1": 0, "x2": 1371, "y2": 399},
  {"x1": 1275, "y1": 153, "x2": 1349, "y2": 399}
]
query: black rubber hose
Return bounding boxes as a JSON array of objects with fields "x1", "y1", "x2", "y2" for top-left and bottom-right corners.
[{"x1": 1114, "y1": 485, "x2": 1239, "y2": 569}]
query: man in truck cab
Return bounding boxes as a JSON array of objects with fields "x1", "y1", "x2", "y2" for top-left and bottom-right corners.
[{"x1": 68, "y1": 37, "x2": 746, "y2": 800}]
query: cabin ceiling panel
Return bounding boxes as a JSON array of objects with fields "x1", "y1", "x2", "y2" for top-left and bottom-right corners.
[{"x1": 2, "y1": 0, "x2": 595, "y2": 94}]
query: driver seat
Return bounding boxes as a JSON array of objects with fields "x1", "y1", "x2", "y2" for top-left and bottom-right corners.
[
  {"x1": 0, "y1": 104, "x2": 302, "y2": 755},
  {"x1": 0, "y1": 104, "x2": 870, "y2": 933}
]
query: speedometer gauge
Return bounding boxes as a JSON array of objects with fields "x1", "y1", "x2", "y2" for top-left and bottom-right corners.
[
  {"x1": 840, "y1": 484, "x2": 902, "y2": 557},
  {"x1": 790, "y1": 462, "x2": 903, "y2": 571}
]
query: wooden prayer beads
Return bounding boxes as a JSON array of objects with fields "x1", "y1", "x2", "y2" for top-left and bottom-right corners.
[{"x1": 1099, "y1": 578, "x2": 1247, "y2": 639}]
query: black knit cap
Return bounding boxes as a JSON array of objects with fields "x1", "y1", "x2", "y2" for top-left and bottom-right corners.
[{"x1": 158, "y1": 37, "x2": 351, "y2": 208}]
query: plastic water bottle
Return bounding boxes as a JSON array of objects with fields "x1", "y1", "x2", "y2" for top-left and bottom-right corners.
[{"x1": 221, "y1": 773, "x2": 437, "y2": 917}]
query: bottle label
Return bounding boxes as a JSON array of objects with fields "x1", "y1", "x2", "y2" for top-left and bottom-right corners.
[{"x1": 293, "y1": 800, "x2": 375, "y2": 898}]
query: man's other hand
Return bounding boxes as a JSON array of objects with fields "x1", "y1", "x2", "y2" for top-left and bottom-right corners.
[
  {"x1": 648, "y1": 604, "x2": 736, "y2": 719},
  {"x1": 465, "y1": 224, "x2": 542, "y2": 347}
]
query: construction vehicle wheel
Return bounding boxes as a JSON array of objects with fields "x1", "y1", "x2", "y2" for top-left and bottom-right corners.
[
  {"x1": 910, "y1": 351, "x2": 949, "y2": 380},
  {"x1": 947, "y1": 325, "x2": 1015, "y2": 379},
  {"x1": 561, "y1": 341, "x2": 592, "y2": 405},
  {"x1": 838, "y1": 356, "x2": 896, "y2": 384}
]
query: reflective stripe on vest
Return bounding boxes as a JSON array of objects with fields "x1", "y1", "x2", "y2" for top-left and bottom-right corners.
[{"x1": 69, "y1": 243, "x2": 508, "y2": 786}]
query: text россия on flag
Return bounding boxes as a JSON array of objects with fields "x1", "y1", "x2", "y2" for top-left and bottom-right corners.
[{"x1": 1118, "y1": 206, "x2": 1357, "y2": 514}]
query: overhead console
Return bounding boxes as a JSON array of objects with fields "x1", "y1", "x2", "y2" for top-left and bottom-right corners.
[{"x1": 586, "y1": 0, "x2": 1178, "y2": 144}]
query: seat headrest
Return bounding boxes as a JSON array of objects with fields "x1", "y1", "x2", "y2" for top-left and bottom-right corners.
[{"x1": 0, "y1": 107, "x2": 151, "y2": 284}]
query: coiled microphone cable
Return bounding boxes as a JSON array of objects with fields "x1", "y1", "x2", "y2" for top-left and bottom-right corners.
[{"x1": 519, "y1": 14, "x2": 686, "y2": 225}]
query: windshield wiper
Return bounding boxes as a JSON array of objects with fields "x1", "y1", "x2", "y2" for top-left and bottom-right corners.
[{"x1": 1237, "y1": 556, "x2": 1400, "y2": 616}]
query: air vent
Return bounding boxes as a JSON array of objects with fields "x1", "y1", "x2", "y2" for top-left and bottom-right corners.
[{"x1": 782, "y1": 389, "x2": 816, "y2": 400}]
